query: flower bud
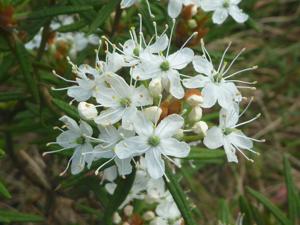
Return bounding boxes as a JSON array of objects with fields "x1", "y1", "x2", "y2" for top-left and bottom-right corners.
[
  {"x1": 186, "y1": 94, "x2": 203, "y2": 107},
  {"x1": 192, "y1": 121, "x2": 208, "y2": 136},
  {"x1": 123, "y1": 205, "x2": 133, "y2": 217},
  {"x1": 188, "y1": 106, "x2": 202, "y2": 122},
  {"x1": 149, "y1": 78, "x2": 162, "y2": 97},
  {"x1": 188, "y1": 19, "x2": 197, "y2": 29},
  {"x1": 78, "y1": 102, "x2": 98, "y2": 120},
  {"x1": 112, "y1": 212, "x2": 122, "y2": 224},
  {"x1": 174, "y1": 129, "x2": 184, "y2": 140},
  {"x1": 143, "y1": 106, "x2": 162, "y2": 124},
  {"x1": 143, "y1": 211, "x2": 155, "y2": 221}
]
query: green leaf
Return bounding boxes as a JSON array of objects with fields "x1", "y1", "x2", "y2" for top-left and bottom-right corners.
[
  {"x1": 217, "y1": 199, "x2": 231, "y2": 224},
  {"x1": 283, "y1": 155, "x2": 300, "y2": 223},
  {"x1": 27, "y1": 5, "x2": 94, "y2": 19},
  {"x1": 0, "y1": 91, "x2": 26, "y2": 102},
  {"x1": 0, "y1": 180, "x2": 11, "y2": 199},
  {"x1": 187, "y1": 147, "x2": 225, "y2": 161},
  {"x1": 246, "y1": 187, "x2": 292, "y2": 225},
  {"x1": 55, "y1": 20, "x2": 87, "y2": 33},
  {"x1": 52, "y1": 98, "x2": 80, "y2": 120},
  {"x1": 239, "y1": 196, "x2": 254, "y2": 225},
  {"x1": 0, "y1": 210, "x2": 44, "y2": 223},
  {"x1": 164, "y1": 166, "x2": 198, "y2": 225},
  {"x1": 15, "y1": 40, "x2": 40, "y2": 104},
  {"x1": 104, "y1": 168, "x2": 136, "y2": 225},
  {"x1": 88, "y1": 0, "x2": 120, "y2": 34}
]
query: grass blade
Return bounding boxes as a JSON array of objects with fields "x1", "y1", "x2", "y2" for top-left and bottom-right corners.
[
  {"x1": 0, "y1": 210, "x2": 44, "y2": 223},
  {"x1": 0, "y1": 180, "x2": 11, "y2": 199},
  {"x1": 164, "y1": 166, "x2": 198, "y2": 225},
  {"x1": 246, "y1": 187, "x2": 292, "y2": 225}
]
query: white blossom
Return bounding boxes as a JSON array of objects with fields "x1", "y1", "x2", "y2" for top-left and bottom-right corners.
[
  {"x1": 200, "y1": 0, "x2": 249, "y2": 24},
  {"x1": 115, "y1": 111, "x2": 190, "y2": 179}
]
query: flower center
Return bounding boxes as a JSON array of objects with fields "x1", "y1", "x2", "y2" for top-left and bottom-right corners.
[
  {"x1": 148, "y1": 135, "x2": 160, "y2": 147},
  {"x1": 223, "y1": 0, "x2": 230, "y2": 8},
  {"x1": 120, "y1": 98, "x2": 131, "y2": 107},
  {"x1": 213, "y1": 72, "x2": 223, "y2": 83},
  {"x1": 160, "y1": 61, "x2": 170, "y2": 71},
  {"x1": 133, "y1": 47, "x2": 140, "y2": 57},
  {"x1": 76, "y1": 136, "x2": 85, "y2": 145},
  {"x1": 223, "y1": 128, "x2": 237, "y2": 135}
]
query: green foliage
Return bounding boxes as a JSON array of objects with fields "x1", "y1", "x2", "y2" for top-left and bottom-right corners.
[{"x1": 0, "y1": 210, "x2": 44, "y2": 223}]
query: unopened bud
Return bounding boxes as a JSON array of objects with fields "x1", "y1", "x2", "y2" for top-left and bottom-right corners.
[
  {"x1": 186, "y1": 94, "x2": 203, "y2": 107},
  {"x1": 123, "y1": 205, "x2": 133, "y2": 217},
  {"x1": 188, "y1": 106, "x2": 202, "y2": 122},
  {"x1": 78, "y1": 102, "x2": 98, "y2": 120},
  {"x1": 144, "y1": 106, "x2": 162, "y2": 124},
  {"x1": 192, "y1": 121, "x2": 208, "y2": 135},
  {"x1": 188, "y1": 19, "x2": 197, "y2": 29},
  {"x1": 112, "y1": 212, "x2": 122, "y2": 224},
  {"x1": 149, "y1": 78, "x2": 162, "y2": 97},
  {"x1": 174, "y1": 129, "x2": 184, "y2": 140},
  {"x1": 143, "y1": 211, "x2": 155, "y2": 221}
]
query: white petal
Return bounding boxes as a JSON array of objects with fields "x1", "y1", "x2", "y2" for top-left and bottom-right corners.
[
  {"x1": 94, "y1": 107, "x2": 124, "y2": 126},
  {"x1": 115, "y1": 136, "x2": 150, "y2": 159},
  {"x1": 192, "y1": 55, "x2": 214, "y2": 75},
  {"x1": 60, "y1": 116, "x2": 80, "y2": 132},
  {"x1": 96, "y1": 87, "x2": 119, "y2": 107},
  {"x1": 228, "y1": 130, "x2": 253, "y2": 150},
  {"x1": 103, "y1": 166, "x2": 118, "y2": 182},
  {"x1": 98, "y1": 125, "x2": 120, "y2": 144},
  {"x1": 71, "y1": 146, "x2": 85, "y2": 175},
  {"x1": 217, "y1": 83, "x2": 237, "y2": 110},
  {"x1": 145, "y1": 150, "x2": 165, "y2": 179},
  {"x1": 167, "y1": 70, "x2": 184, "y2": 99},
  {"x1": 160, "y1": 138, "x2": 190, "y2": 158},
  {"x1": 122, "y1": 106, "x2": 137, "y2": 129},
  {"x1": 223, "y1": 137, "x2": 238, "y2": 162},
  {"x1": 133, "y1": 111, "x2": 154, "y2": 137},
  {"x1": 120, "y1": 0, "x2": 137, "y2": 8},
  {"x1": 202, "y1": 83, "x2": 218, "y2": 108},
  {"x1": 132, "y1": 85, "x2": 153, "y2": 106},
  {"x1": 182, "y1": 75, "x2": 210, "y2": 88},
  {"x1": 56, "y1": 130, "x2": 79, "y2": 148},
  {"x1": 82, "y1": 143, "x2": 94, "y2": 169},
  {"x1": 212, "y1": 8, "x2": 229, "y2": 24},
  {"x1": 219, "y1": 104, "x2": 239, "y2": 128},
  {"x1": 79, "y1": 120, "x2": 93, "y2": 136},
  {"x1": 67, "y1": 85, "x2": 92, "y2": 102},
  {"x1": 156, "y1": 114, "x2": 184, "y2": 138},
  {"x1": 168, "y1": 0, "x2": 183, "y2": 18},
  {"x1": 147, "y1": 34, "x2": 169, "y2": 53},
  {"x1": 104, "y1": 73, "x2": 131, "y2": 98},
  {"x1": 115, "y1": 157, "x2": 132, "y2": 176},
  {"x1": 203, "y1": 127, "x2": 224, "y2": 149},
  {"x1": 168, "y1": 48, "x2": 194, "y2": 70},
  {"x1": 105, "y1": 52, "x2": 125, "y2": 73},
  {"x1": 228, "y1": 5, "x2": 249, "y2": 23},
  {"x1": 200, "y1": 0, "x2": 222, "y2": 11}
]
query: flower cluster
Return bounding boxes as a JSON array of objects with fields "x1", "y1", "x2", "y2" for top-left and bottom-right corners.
[
  {"x1": 121, "y1": 0, "x2": 249, "y2": 24},
  {"x1": 47, "y1": 14, "x2": 263, "y2": 180}
]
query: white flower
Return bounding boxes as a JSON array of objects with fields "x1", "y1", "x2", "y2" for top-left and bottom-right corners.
[
  {"x1": 78, "y1": 102, "x2": 98, "y2": 120},
  {"x1": 44, "y1": 116, "x2": 93, "y2": 175},
  {"x1": 94, "y1": 73, "x2": 153, "y2": 128},
  {"x1": 151, "y1": 191, "x2": 182, "y2": 225},
  {"x1": 168, "y1": 0, "x2": 201, "y2": 18},
  {"x1": 120, "y1": 0, "x2": 138, "y2": 8},
  {"x1": 200, "y1": 0, "x2": 249, "y2": 24},
  {"x1": 115, "y1": 111, "x2": 190, "y2": 179},
  {"x1": 186, "y1": 94, "x2": 203, "y2": 107},
  {"x1": 188, "y1": 106, "x2": 203, "y2": 122},
  {"x1": 192, "y1": 121, "x2": 208, "y2": 135},
  {"x1": 183, "y1": 40, "x2": 257, "y2": 110},
  {"x1": 148, "y1": 78, "x2": 163, "y2": 97},
  {"x1": 92, "y1": 125, "x2": 135, "y2": 176},
  {"x1": 132, "y1": 44, "x2": 194, "y2": 99},
  {"x1": 203, "y1": 104, "x2": 264, "y2": 162}
]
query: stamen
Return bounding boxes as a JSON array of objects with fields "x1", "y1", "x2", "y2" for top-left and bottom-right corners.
[
  {"x1": 217, "y1": 42, "x2": 232, "y2": 73},
  {"x1": 53, "y1": 126, "x2": 64, "y2": 132},
  {"x1": 233, "y1": 145, "x2": 254, "y2": 163},
  {"x1": 234, "y1": 113, "x2": 261, "y2": 128},
  {"x1": 201, "y1": 39, "x2": 212, "y2": 63},
  {"x1": 153, "y1": 21, "x2": 158, "y2": 38},
  {"x1": 52, "y1": 70, "x2": 77, "y2": 83},
  {"x1": 59, "y1": 154, "x2": 75, "y2": 176},
  {"x1": 83, "y1": 134, "x2": 109, "y2": 143},
  {"x1": 222, "y1": 48, "x2": 246, "y2": 76},
  {"x1": 224, "y1": 66, "x2": 258, "y2": 79},
  {"x1": 236, "y1": 86, "x2": 256, "y2": 90},
  {"x1": 42, "y1": 147, "x2": 70, "y2": 156},
  {"x1": 167, "y1": 19, "x2": 176, "y2": 57},
  {"x1": 164, "y1": 154, "x2": 182, "y2": 168},
  {"x1": 239, "y1": 97, "x2": 254, "y2": 118},
  {"x1": 226, "y1": 80, "x2": 257, "y2": 84},
  {"x1": 51, "y1": 86, "x2": 70, "y2": 91},
  {"x1": 95, "y1": 157, "x2": 116, "y2": 175},
  {"x1": 232, "y1": 133, "x2": 265, "y2": 143},
  {"x1": 145, "y1": 0, "x2": 155, "y2": 18},
  {"x1": 46, "y1": 142, "x2": 57, "y2": 146}
]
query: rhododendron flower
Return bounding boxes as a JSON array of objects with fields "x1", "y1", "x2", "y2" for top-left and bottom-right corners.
[
  {"x1": 115, "y1": 112, "x2": 190, "y2": 179},
  {"x1": 200, "y1": 0, "x2": 249, "y2": 24}
]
